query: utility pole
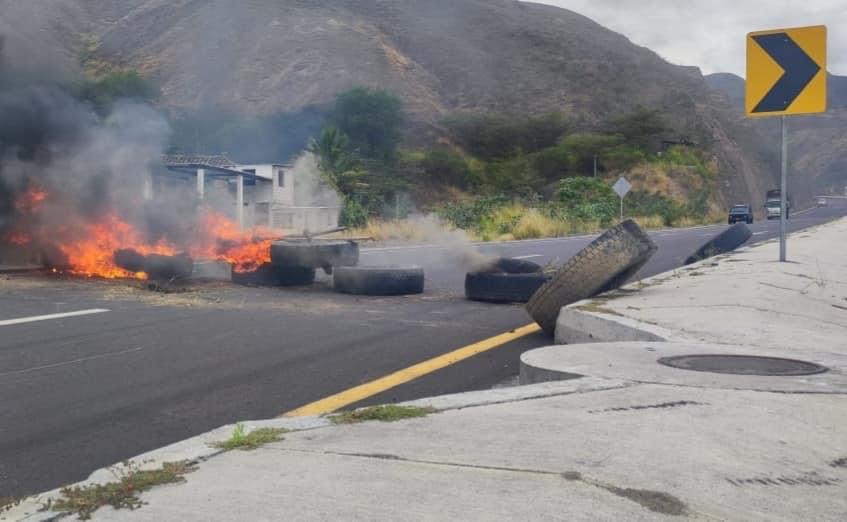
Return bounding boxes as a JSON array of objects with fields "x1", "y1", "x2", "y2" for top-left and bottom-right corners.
[{"x1": 780, "y1": 115, "x2": 787, "y2": 262}]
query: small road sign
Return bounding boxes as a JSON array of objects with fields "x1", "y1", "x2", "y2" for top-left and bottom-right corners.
[
  {"x1": 612, "y1": 177, "x2": 631, "y2": 198},
  {"x1": 746, "y1": 25, "x2": 827, "y2": 117}
]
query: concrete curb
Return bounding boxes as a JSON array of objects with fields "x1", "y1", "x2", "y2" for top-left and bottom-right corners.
[{"x1": 5, "y1": 378, "x2": 631, "y2": 521}]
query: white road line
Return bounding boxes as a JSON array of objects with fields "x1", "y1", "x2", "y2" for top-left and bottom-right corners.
[
  {"x1": 513, "y1": 254, "x2": 542, "y2": 259},
  {"x1": 0, "y1": 308, "x2": 110, "y2": 327},
  {"x1": 753, "y1": 232, "x2": 767, "y2": 236}
]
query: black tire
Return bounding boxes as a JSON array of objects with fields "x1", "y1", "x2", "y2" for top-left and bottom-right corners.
[
  {"x1": 525, "y1": 220, "x2": 658, "y2": 335},
  {"x1": 143, "y1": 253, "x2": 193, "y2": 281},
  {"x1": 271, "y1": 240, "x2": 359, "y2": 269},
  {"x1": 465, "y1": 272, "x2": 550, "y2": 303},
  {"x1": 490, "y1": 257, "x2": 543, "y2": 274},
  {"x1": 333, "y1": 266, "x2": 424, "y2": 296},
  {"x1": 747, "y1": 217, "x2": 753, "y2": 224},
  {"x1": 232, "y1": 263, "x2": 316, "y2": 286},
  {"x1": 684, "y1": 223, "x2": 752, "y2": 265},
  {"x1": 114, "y1": 249, "x2": 146, "y2": 273}
]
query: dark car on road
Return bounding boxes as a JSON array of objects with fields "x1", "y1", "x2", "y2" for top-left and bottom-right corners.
[{"x1": 728, "y1": 204, "x2": 753, "y2": 224}]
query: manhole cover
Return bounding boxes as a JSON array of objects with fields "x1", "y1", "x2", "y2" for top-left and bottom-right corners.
[{"x1": 657, "y1": 354, "x2": 829, "y2": 376}]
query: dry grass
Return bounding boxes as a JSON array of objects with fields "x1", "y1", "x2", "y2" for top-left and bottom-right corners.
[
  {"x1": 632, "y1": 215, "x2": 666, "y2": 230},
  {"x1": 347, "y1": 220, "x2": 429, "y2": 241}
]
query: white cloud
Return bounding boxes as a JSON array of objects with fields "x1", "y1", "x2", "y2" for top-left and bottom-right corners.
[{"x1": 529, "y1": 1, "x2": 846, "y2": 76}]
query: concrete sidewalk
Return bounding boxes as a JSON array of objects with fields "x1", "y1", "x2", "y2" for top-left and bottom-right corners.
[{"x1": 6, "y1": 220, "x2": 847, "y2": 521}]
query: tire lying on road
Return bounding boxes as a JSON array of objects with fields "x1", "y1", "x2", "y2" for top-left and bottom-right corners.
[
  {"x1": 333, "y1": 266, "x2": 424, "y2": 296},
  {"x1": 465, "y1": 272, "x2": 550, "y2": 303},
  {"x1": 526, "y1": 219, "x2": 658, "y2": 335},
  {"x1": 270, "y1": 240, "x2": 359, "y2": 270},
  {"x1": 683, "y1": 223, "x2": 752, "y2": 265},
  {"x1": 465, "y1": 257, "x2": 548, "y2": 303},
  {"x1": 232, "y1": 263, "x2": 316, "y2": 287},
  {"x1": 143, "y1": 253, "x2": 194, "y2": 281}
]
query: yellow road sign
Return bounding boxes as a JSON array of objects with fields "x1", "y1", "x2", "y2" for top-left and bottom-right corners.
[{"x1": 746, "y1": 25, "x2": 827, "y2": 117}]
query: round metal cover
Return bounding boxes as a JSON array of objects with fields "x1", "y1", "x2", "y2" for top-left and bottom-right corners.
[{"x1": 657, "y1": 354, "x2": 829, "y2": 376}]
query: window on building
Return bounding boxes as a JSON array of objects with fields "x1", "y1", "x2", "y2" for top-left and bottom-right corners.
[{"x1": 277, "y1": 170, "x2": 285, "y2": 188}]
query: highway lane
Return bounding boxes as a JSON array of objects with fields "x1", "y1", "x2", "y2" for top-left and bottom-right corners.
[{"x1": 1, "y1": 203, "x2": 844, "y2": 498}]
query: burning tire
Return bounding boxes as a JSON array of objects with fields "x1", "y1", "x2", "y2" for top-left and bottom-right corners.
[
  {"x1": 465, "y1": 257, "x2": 548, "y2": 303},
  {"x1": 114, "y1": 249, "x2": 193, "y2": 280},
  {"x1": 143, "y1": 253, "x2": 194, "y2": 281},
  {"x1": 270, "y1": 240, "x2": 359, "y2": 270},
  {"x1": 333, "y1": 266, "x2": 424, "y2": 296},
  {"x1": 526, "y1": 220, "x2": 658, "y2": 335},
  {"x1": 684, "y1": 223, "x2": 752, "y2": 265}
]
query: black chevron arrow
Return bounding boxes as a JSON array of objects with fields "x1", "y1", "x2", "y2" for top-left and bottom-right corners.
[{"x1": 752, "y1": 32, "x2": 821, "y2": 113}]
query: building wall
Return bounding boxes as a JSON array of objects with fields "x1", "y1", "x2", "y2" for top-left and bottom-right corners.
[{"x1": 236, "y1": 163, "x2": 339, "y2": 233}]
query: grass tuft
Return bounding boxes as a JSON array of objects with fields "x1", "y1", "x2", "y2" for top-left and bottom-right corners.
[
  {"x1": 47, "y1": 461, "x2": 196, "y2": 520},
  {"x1": 212, "y1": 424, "x2": 287, "y2": 451},
  {"x1": 329, "y1": 405, "x2": 435, "y2": 424}
]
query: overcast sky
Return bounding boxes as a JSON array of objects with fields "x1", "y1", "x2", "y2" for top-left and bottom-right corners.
[{"x1": 530, "y1": 1, "x2": 846, "y2": 77}]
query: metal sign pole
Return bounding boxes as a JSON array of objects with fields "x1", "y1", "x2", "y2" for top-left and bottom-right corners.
[
  {"x1": 780, "y1": 115, "x2": 787, "y2": 262},
  {"x1": 620, "y1": 196, "x2": 624, "y2": 221}
]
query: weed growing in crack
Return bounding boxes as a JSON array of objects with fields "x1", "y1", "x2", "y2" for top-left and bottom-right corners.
[
  {"x1": 46, "y1": 461, "x2": 196, "y2": 520},
  {"x1": 212, "y1": 424, "x2": 287, "y2": 451},
  {"x1": 330, "y1": 405, "x2": 434, "y2": 424}
]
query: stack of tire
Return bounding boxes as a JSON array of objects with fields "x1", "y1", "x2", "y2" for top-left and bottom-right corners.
[{"x1": 257, "y1": 239, "x2": 360, "y2": 286}]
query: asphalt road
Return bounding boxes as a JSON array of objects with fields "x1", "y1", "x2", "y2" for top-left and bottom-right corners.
[{"x1": 1, "y1": 202, "x2": 845, "y2": 498}]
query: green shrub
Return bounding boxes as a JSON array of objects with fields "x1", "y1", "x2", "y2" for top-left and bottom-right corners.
[
  {"x1": 606, "y1": 107, "x2": 668, "y2": 149},
  {"x1": 553, "y1": 177, "x2": 618, "y2": 225},
  {"x1": 482, "y1": 155, "x2": 544, "y2": 197},
  {"x1": 339, "y1": 198, "x2": 368, "y2": 228},
  {"x1": 77, "y1": 70, "x2": 158, "y2": 114},
  {"x1": 557, "y1": 133, "x2": 623, "y2": 175},
  {"x1": 627, "y1": 190, "x2": 684, "y2": 226},
  {"x1": 330, "y1": 87, "x2": 404, "y2": 160},
  {"x1": 444, "y1": 112, "x2": 568, "y2": 159},
  {"x1": 437, "y1": 195, "x2": 510, "y2": 231},
  {"x1": 419, "y1": 150, "x2": 474, "y2": 188}
]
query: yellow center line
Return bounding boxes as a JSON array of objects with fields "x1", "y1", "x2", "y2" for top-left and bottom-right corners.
[{"x1": 282, "y1": 323, "x2": 542, "y2": 417}]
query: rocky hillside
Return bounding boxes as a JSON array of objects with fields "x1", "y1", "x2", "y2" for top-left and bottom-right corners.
[
  {"x1": 706, "y1": 72, "x2": 847, "y2": 200},
  {"x1": 1, "y1": 0, "x2": 783, "y2": 207}
]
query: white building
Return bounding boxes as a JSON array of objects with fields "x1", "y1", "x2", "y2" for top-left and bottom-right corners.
[{"x1": 160, "y1": 155, "x2": 340, "y2": 233}]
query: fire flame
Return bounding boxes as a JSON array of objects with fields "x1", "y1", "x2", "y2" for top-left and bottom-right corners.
[
  {"x1": 4, "y1": 187, "x2": 281, "y2": 279},
  {"x1": 14, "y1": 185, "x2": 47, "y2": 214},
  {"x1": 3, "y1": 231, "x2": 31, "y2": 245},
  {"x1": 57, "y1": 214, "x2": 177, "y2": 279}
]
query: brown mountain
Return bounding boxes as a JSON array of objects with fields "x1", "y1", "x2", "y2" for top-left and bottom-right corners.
[
  {"x1": 2, "y1": 0, "x2": 785, "y2": 207},
  {"x1": 706, "y1": 72, "x2": 847, "y2": 199}
]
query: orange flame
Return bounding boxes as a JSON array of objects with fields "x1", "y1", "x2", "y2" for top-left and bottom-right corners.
[
  {"x1": 7, "y1": 185, "x2": 281, "y2": 279},
  {"x1": 14, "y1": 185, "x2": 47, "y2": 214},
  {"x1": 190, "y1": 209, "x2": 276, "y2": 272},
  {"x1": 3, "y1": 231, "x2": 31, "y2": 245},
  {"x1": 56, "y1": 215, "x2": 177, "y2": 279}
]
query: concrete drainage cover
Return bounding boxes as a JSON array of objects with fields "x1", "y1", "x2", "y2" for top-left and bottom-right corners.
[{"x1": 657, "y1": 355, "x2": 829, "y2": 376}]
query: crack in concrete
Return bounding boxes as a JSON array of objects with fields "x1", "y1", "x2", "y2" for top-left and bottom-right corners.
[
  {"x1": 275, "y1": 447, "x2": 690, "y2": 516},
  {"x1": 627, "y1": 304, "x2": 847, "y2": 330}
]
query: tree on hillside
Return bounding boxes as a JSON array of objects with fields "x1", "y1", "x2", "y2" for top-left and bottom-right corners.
[
  {"x1": 443, "y1": 112, "x2": 569, "y2": 159},
  {"x1": 77, "y1": 70, "x2": 158, "y2": 115},
  {"x1": 308, "y1": 126, "x2": 364, "y2": 197},
  {"x1": 330, "y1": 87, "x2": 404, "y2": 160},
  {"x1": 606, "y1": 107, "x2": 668, "y2": 150}
]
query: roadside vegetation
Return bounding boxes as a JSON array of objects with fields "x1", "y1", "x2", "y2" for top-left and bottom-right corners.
[
  {"x1": 66, "y1": 54, "x2": 725, "y2": 240},
  {"x1": 46, "y1": 461, "x2": 196, "y2": 520},
  {"x1": 212, "y1": 424, "x2": 287, "y2": 451},
  {"x1": 329, "y1": 405, "x2": 435, "y2": 424}
]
